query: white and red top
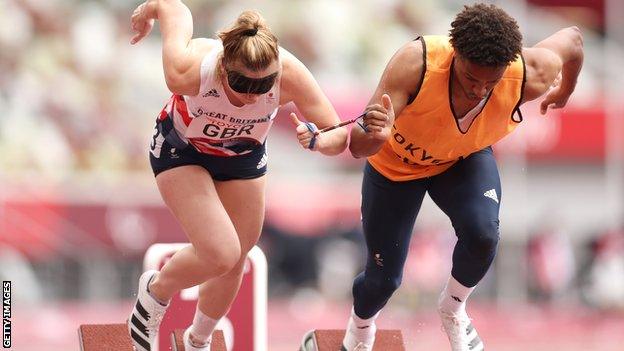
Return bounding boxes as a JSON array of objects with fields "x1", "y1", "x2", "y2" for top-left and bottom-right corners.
[{"x1": 158, "y1": 39, "x2": 281, "y2": 156}]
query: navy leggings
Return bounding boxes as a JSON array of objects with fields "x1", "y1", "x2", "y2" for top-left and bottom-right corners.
[{"x1": 353, "y1": 147, "x2": 502, "y2": 318}]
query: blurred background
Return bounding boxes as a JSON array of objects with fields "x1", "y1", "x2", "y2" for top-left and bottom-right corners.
[{"x1": 1, "y1": 0, "x2": 623, "y2": 350}]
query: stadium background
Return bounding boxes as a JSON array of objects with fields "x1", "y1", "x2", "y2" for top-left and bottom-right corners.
[{"x1": 1, "y1": 0, "x2": 623, "y2": 350}]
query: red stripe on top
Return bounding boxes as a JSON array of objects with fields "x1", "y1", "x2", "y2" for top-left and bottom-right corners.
[
  {"x1": 173, "y1": 94, "x2": 193, "y2": 126},
  {"x1": 158, "y1": 96, "x2": 174, "y2": 121},
  {"x1": 158, "y1": 109, "x2": 168, "y2": 121},
  {"x1": 189, "y1": 140, "x2": 233, "y2": 156}
]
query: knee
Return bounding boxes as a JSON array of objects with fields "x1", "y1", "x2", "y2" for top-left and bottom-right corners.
[
  {"x1": 458, "y1": 218, "x2": 500, "y2": 258},
  {"x1": 195, "y1": 239, "x2": 242, "y2": 276},
  {"x1": 364, "y1": 275, "x2": 402, "y2": 298}
]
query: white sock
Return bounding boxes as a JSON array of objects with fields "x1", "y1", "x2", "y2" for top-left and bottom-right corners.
[
  {"x1": 344, "y1": 307, "x2": 379, "y2": 348},
  {"x1": 189, "y1": 307, "x2": 219, "y2": 344},
  {"x1": 438, "y1": 276, "x2": 475, "y2": 314},
  {"x1": 351, "y1": 307, "x2": 380, "y2": 329}
]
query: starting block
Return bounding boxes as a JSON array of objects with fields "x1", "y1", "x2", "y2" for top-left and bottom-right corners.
[
  {"x1": 145, "y1": 244, "x2": 267, "y2": 351},
  {"x1": 78, "y1": 244, "x2": 267, "y2": 351},
  {"x1": 300, "y1": 329, "x2": 405, "y2": 351},
  {"x1": 78, "y1": 324, "x2": 133, "y2": 351},
  {"x1": 78, "y1": 324, "x2": 228, "y2": 351},
  {"x1": 171, "y1": 329, "x2": 227, "y2": 351}
]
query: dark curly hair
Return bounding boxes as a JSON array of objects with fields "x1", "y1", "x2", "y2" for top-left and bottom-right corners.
[{"x1": 449, "y1": 3, "x2": 522, "y2": 66}]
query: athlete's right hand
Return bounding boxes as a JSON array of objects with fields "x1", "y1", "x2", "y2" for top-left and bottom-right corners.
[
  {"x1": 130, "y1": 1, "x2": 156, "y2": 45},
  {"x1": 362, "y1": 93, "x2": 394, "y2": 141}
]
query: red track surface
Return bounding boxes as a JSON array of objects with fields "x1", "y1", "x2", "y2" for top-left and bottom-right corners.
[{"x1": 11, "y1": 299, "x2": 624, "y2": 351}]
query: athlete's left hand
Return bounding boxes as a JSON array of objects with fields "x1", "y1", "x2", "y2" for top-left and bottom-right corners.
[
  {"x1": 540, "y1": 72, "x2": 570, "y2": 114},
  {"x1": 289, "y1": 113, "x2": 319, "y2": 151},
  {"x1": 130, "y1": 1, "x2": 156, "y2": 45}
]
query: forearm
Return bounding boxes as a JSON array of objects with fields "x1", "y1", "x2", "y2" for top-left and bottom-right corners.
[
  {"x1": 316, "y1": 127, "x2": 349, "y2": 156},
  {"x1": 559, "y1": 46, "x2": 583, "y2": 94},
  {"x1": 348, "y1": 127, "x2": 386, "y2": 158},
  {"x1": 537, "y1": 27, "x2": 584, "y2": 93}
]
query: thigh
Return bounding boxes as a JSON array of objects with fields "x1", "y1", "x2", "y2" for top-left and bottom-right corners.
[
  {"x1": 215, "y1": 176, "x2": 266, "y2": 254},
  {"x1": 428, "y1": 147, "x2": 502, "y2": 226},
  {"x1": 156, "y1": 165, "x2": 239, "y2": 255},
  {"x1": 361, "y1": 162, "x2": 428, "y2": 273}
]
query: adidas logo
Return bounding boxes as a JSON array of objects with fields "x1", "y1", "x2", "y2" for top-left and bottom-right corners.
[
  {"x1": 451, "y1": 295, "x2": 463, "y2": 303},
  {"x1": 129, "y1": 300, "x2": 152, "y2": 350},
  {"x1": 202, "y1": 89, "x2": 220, "y2": 98},
  {"x1": 256, "y1": 153, "x2": 268, "y2": 169},
  {"x1": 483, "y1": 189, "x2": 498, "y2": 203}
]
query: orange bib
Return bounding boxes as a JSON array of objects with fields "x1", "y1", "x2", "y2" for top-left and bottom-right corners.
[{"x1": 369, "y1": 35, "x2": 525, "y2": 181}]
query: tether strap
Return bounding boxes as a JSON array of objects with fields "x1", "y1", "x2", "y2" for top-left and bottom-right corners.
[{"x1": 304, "y1": 122, "x2": 318, "y2": 150}]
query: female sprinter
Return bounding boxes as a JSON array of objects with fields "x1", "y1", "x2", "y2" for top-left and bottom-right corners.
[{"x1": 127, "y1": 1, "x2": 348, "y2": 350}]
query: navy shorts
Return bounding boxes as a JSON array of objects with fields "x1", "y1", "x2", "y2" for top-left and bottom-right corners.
[{"x1": 148, "y1": 119, "x2": 267, "y2": 181}]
